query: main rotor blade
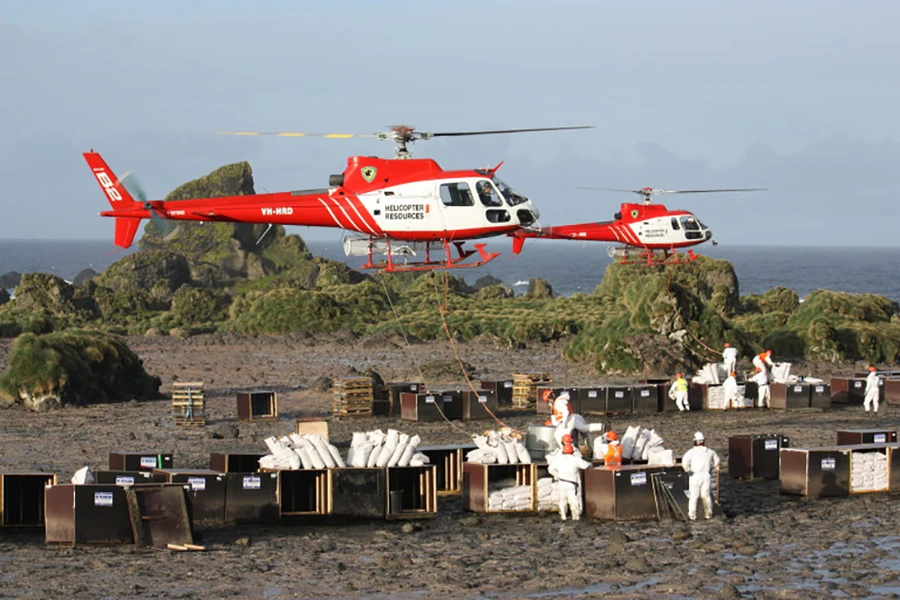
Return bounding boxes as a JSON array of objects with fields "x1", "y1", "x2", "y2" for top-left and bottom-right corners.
[
  {"x1": 216, "y1": 131, "x2": 380, "y2": 139},
  {"x1": 428, "y1": 125, "x2": 593, "y2": 138},
  {"x1": 652, "y1": 188, "x2": 769, "y2": 194}
]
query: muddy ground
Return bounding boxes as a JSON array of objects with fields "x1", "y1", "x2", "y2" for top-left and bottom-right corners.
[{"x1": 0, "y1": 333, "x2": 898, "y2": 599}]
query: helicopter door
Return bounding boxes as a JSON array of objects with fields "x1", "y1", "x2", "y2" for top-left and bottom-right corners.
[{"x1": 476, "y1": 180, "x2": 510, "y2": 225}]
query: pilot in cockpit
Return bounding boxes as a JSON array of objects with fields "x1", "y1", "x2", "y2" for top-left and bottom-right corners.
[{"x1": 477, "y1": 181, "x2": 501, "y2": 207}]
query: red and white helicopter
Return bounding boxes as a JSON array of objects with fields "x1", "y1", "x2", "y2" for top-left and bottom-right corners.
[
  {"x1": 84, "y1": 125, "x2": 591, "y2": 272},
  {"x1": 512, "y1": 186, "x2": 766, "y2": 264}
]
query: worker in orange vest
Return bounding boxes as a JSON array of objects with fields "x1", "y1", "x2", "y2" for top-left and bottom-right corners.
[
  {"x1": 752, "y1": 350, "x2": 775, "y2": 374},
  {"x1": 604, "y1": 431, "x2": 623, "y2": 467}
]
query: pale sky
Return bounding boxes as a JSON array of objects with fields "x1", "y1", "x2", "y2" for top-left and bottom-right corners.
[{"x1": 2, "y1": 0, "x2": 899, "y2": 246}]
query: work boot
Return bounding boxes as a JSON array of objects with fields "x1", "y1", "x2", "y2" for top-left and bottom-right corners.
[{"x1": 560, "y1": 514, "x2": 567, "y2": 521}]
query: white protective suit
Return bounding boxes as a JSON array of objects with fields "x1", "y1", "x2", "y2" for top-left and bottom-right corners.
[
  {"x1": 722, "y1": 374, "x2": 739, "y2": 411},
  {"x1": 670, "y1": 379, "x2": 689, "y2": 412},
  {"x1": 681, "y1": 444, "x2": 721, "y2": 520},
  {"x1": 864, "y1": 370, "x2": 880, "y2": 414},
  {"x1": 752, "y1": 369, "x2": 770, "y2": 408},
  {"x1": 722, "y1": 346, "x2": 738, "y2": 376},
  {"x1": 752, "y1": 352, "x2": 774, "y2": 374},
  {"x1": 547, "y1": 452, "x2": 592, "y2": 520}
]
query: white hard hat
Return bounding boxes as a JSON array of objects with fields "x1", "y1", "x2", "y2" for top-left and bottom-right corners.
[{"x1": 694, "y1": 431, "x2": 705, "y2": 442}]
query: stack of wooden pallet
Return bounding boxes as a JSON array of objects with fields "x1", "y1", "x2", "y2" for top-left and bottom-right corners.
[
  {"x1": 333, "y1": 377, "x2": 374, "y2": 417},
  {"x1": 172, "y1": 382, "x2": 206, "y2": 427},
  {"x1": 512, "y1": 373, "x2": 552, "y2": 407}
]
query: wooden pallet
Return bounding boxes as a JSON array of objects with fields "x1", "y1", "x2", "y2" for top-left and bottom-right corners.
[
  {"x1": 172, "y1": 381, "x2": 206, "y2": 427},
  {"x1": 511, "y1": 373, "x2": 552, "y2": 407},
  {"x1": 333, "y1": 377, "x2": 374, "y2": 417}
]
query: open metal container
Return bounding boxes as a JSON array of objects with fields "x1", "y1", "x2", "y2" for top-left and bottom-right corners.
[
  {"x1": 584, "y1": 465, "x2": 676, "y2": 521},
  {"x1": 462, "y1": 463, "x2": 536, "y2": 513},
  {"x1": 329, "y1": 466, "x2": 436, "y2": 520},
  {"x1": 400, "y1": 390, "x2": 462, "y2": 422},
  {"x1": 209, "y1": 452, "x2": 267, "y2": 473},
  {"x1": 417, "y1": 444, "x2": 476, "y2": 495},
  {"x1": 479, "y1": 379, "x2": 514, "y2": 406},
  {"x1": 836, "y1": 429, "x2": 898, "y2": 446},
  {"x1": 0, "y1": 473, "x2": 57, "y2": 528}
]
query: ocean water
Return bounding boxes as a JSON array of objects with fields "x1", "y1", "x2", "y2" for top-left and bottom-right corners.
[{"x1": 1, "y1": 239, "x2": 898, "y2": 303}]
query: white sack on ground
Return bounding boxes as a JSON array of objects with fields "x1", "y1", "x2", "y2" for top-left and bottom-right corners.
[
  {"x1": 622, "y1": 426, "x2": 640, "y2": 459},
  {"x1": 71, "y1": 466, "x2": 94, "y2": 485}
]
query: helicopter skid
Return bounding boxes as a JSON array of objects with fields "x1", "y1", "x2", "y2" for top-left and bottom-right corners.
[
  {"x1": 360, "y1": 239, "x2": 500, "y2": 273},
  {"x1": 608, "y1": 246, "x2": 700, "y2": 266}
]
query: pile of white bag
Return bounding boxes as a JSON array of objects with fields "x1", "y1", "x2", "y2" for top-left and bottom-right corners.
[
  {"x1": 346, "y1": 429, "x2": 430, "y2": 468},
  {"x1": 487, "y1": 485, "x2": 532, "y2": 511},
  {"x1": 851, "y1": 451, "x2": 889, "y2": 492},
  {"x1": 467, "y1": 429, "x2": 532, "y2": 464},
  {"x1": 536, "y1": 477, "x2": 560, "y2": 511},
  {"x1": 259, "y1": 434, "x2": 345, "y2": 470},
  {"x1": 593, "y1": 425, "x2": 675, "y2": 466},
  {"x1": 706, "y1": 385, "x2": 754, "y2": 410}
]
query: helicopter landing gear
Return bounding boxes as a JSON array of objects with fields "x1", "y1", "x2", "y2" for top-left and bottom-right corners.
[{"x1": 360, "y1": 237, "x2": 501, "y2": 273}]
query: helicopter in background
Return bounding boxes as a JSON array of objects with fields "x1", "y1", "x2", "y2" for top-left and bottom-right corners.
[
  {"x1": 84, "y1": 125, "x2": 592, "y2": 272},
  {"x1": 511, "y1": 186, "x2": 767, "y2": 265}
]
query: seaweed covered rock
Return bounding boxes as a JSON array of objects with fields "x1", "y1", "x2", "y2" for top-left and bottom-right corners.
[{"x1": 0, "y1": 330, "x2": 160, "y2": 410}]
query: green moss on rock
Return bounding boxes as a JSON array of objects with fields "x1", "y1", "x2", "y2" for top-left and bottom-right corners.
[{"x1": 0, "y1": 330, "x2": 160, "y2": 410}]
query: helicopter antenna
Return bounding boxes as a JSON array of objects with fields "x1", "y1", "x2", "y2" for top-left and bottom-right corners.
[{"x1": 218, "y1": 125, "x2": 593, "y2": 159}]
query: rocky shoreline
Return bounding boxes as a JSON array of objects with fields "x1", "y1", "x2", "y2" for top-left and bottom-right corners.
[{"x1": 1, "y1": 333, "x2": 898, "y2": 599}]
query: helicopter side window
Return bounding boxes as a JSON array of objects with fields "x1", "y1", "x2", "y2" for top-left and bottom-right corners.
[
  {"x1": 671, "y1": 217, "x2": 681, "y2": 230},
  {"x1": 476, "y1": 181, "x2": 502, "y2": 207},
  {"x1": 439, "y1": 182, "x2": 474, "y2": 207},
  {"x1": 493, "y1": 177, "x2": 529, "y2": 207}
]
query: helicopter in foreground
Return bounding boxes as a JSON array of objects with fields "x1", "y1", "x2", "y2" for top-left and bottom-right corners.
[{"x1": 84, "y1": 125, "x2": 592, "y2": 272}]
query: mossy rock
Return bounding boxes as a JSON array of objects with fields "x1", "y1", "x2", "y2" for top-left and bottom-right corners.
[
  {"x1": 788, "y1": 290, "x2": 898, "y2": 328},
  {"x1": 474, "y1": 284, "x2": 514, "y2": 301},
  {"x1": 525, "y1": 278, "x2": 554, "y2": 299},
  {"x1": 94, "y1": 250, "x2": 191, "y2": 299},
  {"x1": 229, "y1": 289, "x2": 348, "y2": 334},
  {"x1": 0, "y1": 330, "x2": 161, "y2": 410},
  {"x1": 759, "y1": 286, "x2": 800, "y2": 314},
  {"x1": 171, "y1": 285, "x2": 232, "y2": 325}
]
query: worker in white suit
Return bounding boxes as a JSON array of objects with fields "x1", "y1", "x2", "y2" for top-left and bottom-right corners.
[
  {"x1": 722, "y1": 343, "x2": 738, "y2": 376},
  {"x1": 752, "y1": 368, "x2": 770, "y2": 409},
  {"x1": 551, "y1": 392, "x2": 604, "y2": 451},
  {"x1": 752, "y1": 350, "x2": 775, "y2": 374},
  {"x1": 864, "y1": 365, "x2": 881, "y2": 417},
  {"x1": 722, "y1": 372, "x2": 739, "y2": 411},
  {"x1": 547, "y1": 435, "x2": 592, "y2": 521},
  {"x1": 681, "y1": 431, "x2": 721, "y2": 521}
]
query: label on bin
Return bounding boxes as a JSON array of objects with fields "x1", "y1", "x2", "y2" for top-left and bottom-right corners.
[
  {"x1": 115, "y1": 476, "x2": 134, "y2": 485},
  {"x1": 640, "y1": 390, "x2": 650, "y2": 397},
  {"x1": 793, "y1": 386, "x2": 803, "y2": 393},
  {"x1": 442, "y1": 395, "x2": 453, "y2": 403},
  {"x1": 425, "y1": 395, "x2": 435, "y2": 404},
  {"x1": 410, "y1": 385, "x2": 417, "y2": 391},
  {"x1": 764, "y1": 439, "x2": 778, "y2": 450},
  {"x1": 854, "y1": 381, "x2": 862, "y2": 388},
  {"x1": 187, "y1": 477, "x2": 207, "y2": 491},
  {"x1": 503, "y1": 381, "x2": 512, "y2": 388},
  {"x1": 873, "y1": 434, "x2": 886, "y2": 443},
  {"x1": 615, "y1": 391, "x2": 624, "y2": 398},
  {"x1": 478, "y1": 395, "x2": 487, "y2": 404},
  {"x1": 140, "y1": 456, "x2": 157, "y2": 468},
  {"x1": 588, "y1": 391, "x2": 597, "y2": 398},
  {"x1": 94, "y1": 492, "x2": 114, "y2": 507},
  {"x1": 821, "y1": 458, "x2": 836, "y2": 470},
  {"x1": 630, "y1": 472, "x2": 647, "y2": 486},
  {"x1": 815, "y1": 386, "x2": 825, "y2": 393},
  {"x1": 243, "y1": 476, "x2": 261, "y2": 490}
]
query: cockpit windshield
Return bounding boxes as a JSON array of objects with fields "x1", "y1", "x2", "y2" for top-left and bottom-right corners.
[
  {"x1": 492, "y1": 176, "x2": 530, "y2": 207},
  {"x1": 680, "y1": 216, "x2": 701, "y2": 231}
]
